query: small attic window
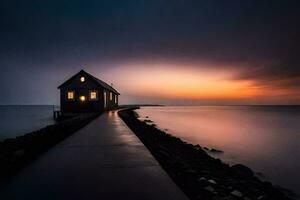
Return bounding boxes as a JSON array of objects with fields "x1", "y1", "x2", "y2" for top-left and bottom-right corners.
[{"x1": 80, "y1": 76, "x2": 85, "y2": 82}]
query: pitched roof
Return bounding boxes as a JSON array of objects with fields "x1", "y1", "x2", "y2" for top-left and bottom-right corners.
[{"x1": 58, "y1": 70, "x2": 120, "y2": 95}]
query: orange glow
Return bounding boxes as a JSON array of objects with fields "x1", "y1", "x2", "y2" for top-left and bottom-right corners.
[
  {"x1": 79, "y1": 96, "x2": 86, "y2": 101},
  {"x1": 100, "y1": 62, "x2": 300, "y2": 104},
  {"x1": 105, "y1": 64, "x2": 261, "y2": 100}
]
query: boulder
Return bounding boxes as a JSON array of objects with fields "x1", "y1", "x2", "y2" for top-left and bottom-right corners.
[
  {"x1": 231, "y1": 190, "x2": 243, "y2": 197},
  {"x1": 204, "y1": 185, "x2": 215, "y2": 192},
  {"x1": 210, "y1": 148, "x2": 224, "y2": 153},
  {"x1": 208, "y1": 179, "x2": 217, "y2": 185},
  {"x1": 231, "y1": 164, "x2": 254, "y2": 177}
]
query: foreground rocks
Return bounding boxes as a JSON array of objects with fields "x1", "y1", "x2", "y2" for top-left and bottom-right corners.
[
  {"x1": 0, "y1": 113, "x2": 99, "y2": 184},
  {"x1": 118, "y1": 108, "x2": 293, "y2": 200}
]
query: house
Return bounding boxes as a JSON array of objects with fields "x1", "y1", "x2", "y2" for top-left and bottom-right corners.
[{"x1": 58, "y1": 70, "x2": 120, "y2": 113}]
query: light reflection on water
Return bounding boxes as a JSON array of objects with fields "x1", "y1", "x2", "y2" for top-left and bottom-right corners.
[{"x1": 137, "y1": 106, "x2": 300, "y2": 195}]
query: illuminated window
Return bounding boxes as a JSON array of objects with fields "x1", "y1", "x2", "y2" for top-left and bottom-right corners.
[
  {"x1": 80, "y1": 76, "x2": 85, "y2": 82},
  {"x1": 89, "y1": 91, "x2": 98, "y2": 100},
  {"x1": 79, "y1": 96, "x2": 86, "y2": 102},
  {"x1": 67, "y1": 91, "x2": 74, "y2": 100},
  {"x1": 110, "y1": 92, "x2": 112, "y2": 101},
  {"x1": 115, "y1": 95, "x2": 117, "y2": 103}
]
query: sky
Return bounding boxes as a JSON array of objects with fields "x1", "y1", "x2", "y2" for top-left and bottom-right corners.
[{"x1": 0, "y1": 0, "x2": 299, "y2": 105}]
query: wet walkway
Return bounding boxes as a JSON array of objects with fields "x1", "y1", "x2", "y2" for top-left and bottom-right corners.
[{"x1": 0, "y1": 111, "x2": 188, "y2": 200}]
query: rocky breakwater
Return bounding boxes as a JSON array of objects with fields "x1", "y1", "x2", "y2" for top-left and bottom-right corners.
[
  {"x1": 0, "y1": 113, "x2": 100, "y2": 184},
  {"x1": 118, "y1": 108, "x2": 293, "y2": 200}
]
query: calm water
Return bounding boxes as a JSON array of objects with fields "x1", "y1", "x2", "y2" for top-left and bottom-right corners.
[
  {"x1": 137, "y1": 106, "x2": 300, "y2": 196},
  {"x1": 0, "y1": 105, "x2": 56, "y2": 140}
]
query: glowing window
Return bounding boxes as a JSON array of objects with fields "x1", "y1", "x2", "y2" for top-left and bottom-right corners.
[
  {"x1": 90, "y1": 91, "x2": 98, "y2": 100},
  {"x1": 67, "y1": 91, "x2": 74, "y2": 100},
  {"x1": 79, "y1": 96, "x2": 86, "y2": 102},
  {"x1": 110, "y1": 92, "x2": 112, "y2": 101},
  {"x1": 80, "y1": 76, "x2": 85, "y2": 82}
]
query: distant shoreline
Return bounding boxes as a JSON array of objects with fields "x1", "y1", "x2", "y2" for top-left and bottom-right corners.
[{"x1": 118, "y1": 107, "x2": 295, "y2": 200}]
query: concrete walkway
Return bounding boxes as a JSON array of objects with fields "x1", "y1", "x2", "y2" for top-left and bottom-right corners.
[{"x1": 0, "y1": 111, "x2": 189, "y2": 200}]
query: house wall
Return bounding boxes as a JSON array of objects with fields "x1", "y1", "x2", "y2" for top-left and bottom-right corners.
[
  {"x1": 60, "y1": 72, "x2": 118, "y2": 113},
  {"x1": 103, "y1": 89, "x2": 119, "y2": 111}
]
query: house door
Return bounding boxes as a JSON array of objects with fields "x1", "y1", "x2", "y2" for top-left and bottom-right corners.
[{"x1": 103, "y1": 91, "x2": 107, "y2": 108}]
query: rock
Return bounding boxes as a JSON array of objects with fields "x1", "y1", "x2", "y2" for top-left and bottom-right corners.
[
  {"x1": 223, "y1": 196, "x2": 236, "y2": 200},
  {"x1": 255, "y1": 172, "x2": 265, "y2": 179},
  {"x1": 144, "y1": 119, "x2": 153, "y2": 123},
  {"x1": 185, "y1": 169, "x2": 197, "y2": 175},
  {"x1": 231, "y1": 190, "x2": 243, "y2": 197},
  {"x1": 231, "y1": 164, "x2": 254, "y2": 177},
  {"x1": 210, "y1": 148, "x2": 224, "y2": 153},
  {"x1": 198, "y1": 177, "x2": 206, "y2": 182},
  {"x1": 157, "y1": 150, "x2": 170, "y2": 159},
  {"x1": 212, "y1": 197, "x2": 224, "y2": 200},
  {"x1": 208, "y1": 179, "x2": 217, "y2": 185},
  {"x1": 204, "y1": 185, "x2": 215, "y2": 192},
  {"x1": 13, "y1": 149, "x2": 25, "y2": 157},
  {"x1": 203, "y1": 147, "x2": 209, "y2": 150},
  {"x1": 197, "y1": 177, "x2": 209, "y2": 186}
]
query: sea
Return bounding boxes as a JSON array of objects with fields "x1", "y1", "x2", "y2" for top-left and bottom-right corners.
[
  {"x1": 0, "y1": 105, "x2": 56, "y2": 141},
  {"x1": 137, "y1": 106, "x2": 300, "y2": 197}
]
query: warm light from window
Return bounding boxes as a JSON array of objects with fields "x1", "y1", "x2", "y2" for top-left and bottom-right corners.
[
  {"x1": 90, "y1": 91, "x2": 97, "y2": 100},
  {"x1": 67, "y1": 91, "x2": 74, "y2": 100},
  {"x1": 79, "y1": 96, "x2": 86, "y2": 102},
  {"x1": 80, "y1": 76, "x2": 85, "y2": 82},
  {"x1": 110, "y1": 92, "x2": 112, "y2": 100}
]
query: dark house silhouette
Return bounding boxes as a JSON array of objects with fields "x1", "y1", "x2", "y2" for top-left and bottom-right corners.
[{"x1": 58, "y1": 70, "x2": 120, "y2": 113}]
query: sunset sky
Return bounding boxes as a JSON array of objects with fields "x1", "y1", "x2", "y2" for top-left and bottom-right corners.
[{"x1": 0, "y1": 0, "x2": 299, "y2": 105}]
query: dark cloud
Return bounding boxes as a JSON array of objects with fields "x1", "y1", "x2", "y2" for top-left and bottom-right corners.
[{"x1": 0, "y1": 0, "x2": 299, "y2": 104}]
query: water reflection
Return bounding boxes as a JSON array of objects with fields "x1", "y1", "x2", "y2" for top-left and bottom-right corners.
[
  {"x1": 137, "y1": 106, "x2": 300, "y2": 195},
  {"x1": 108, "y1": 110, "x2": 141, "y2": 145}
]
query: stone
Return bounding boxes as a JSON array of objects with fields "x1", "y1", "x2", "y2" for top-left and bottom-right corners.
[
  {"x1": 13, "y1": 149, "x2": 25, "y2": 157},
  {"x1": 231, "y1": 164, "x2": 254, "y2": 177},
  {"x1": 208, "y1": 179, "x2": 217, "y2": 184},
  {"x1": 204, "y1": 185, "x2": 215, "y2": 192},
  {"x1": 231, "y1": 190, "x2": 243, "y2": 197},
  {"x1": 198, "y1": 177, "x2": 206, "y2": 182},
  {"x1": 185, "y1": 169, "x2": 197, "y2": 174},
  {"x1": 210, "y1": 148, "x2": 224, "y2": 153}
]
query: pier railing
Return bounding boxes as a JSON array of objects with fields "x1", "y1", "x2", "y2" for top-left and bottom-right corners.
[{"x1": 53, "y1": 105, "x2": 61, "y2": 119}]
